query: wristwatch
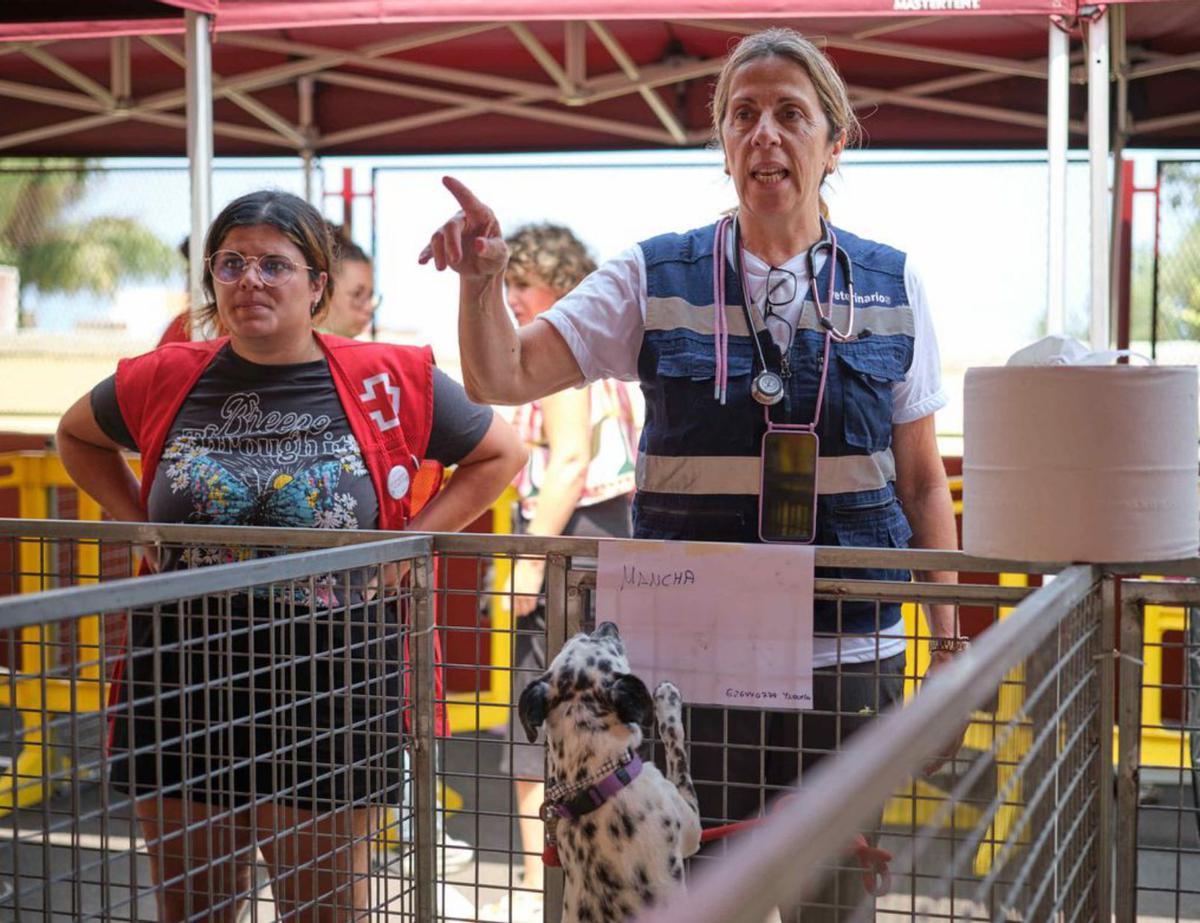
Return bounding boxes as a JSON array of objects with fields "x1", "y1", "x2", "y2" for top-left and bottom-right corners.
[{"x1": 928, "y1": 636, "x2": 970, "y2": 654}]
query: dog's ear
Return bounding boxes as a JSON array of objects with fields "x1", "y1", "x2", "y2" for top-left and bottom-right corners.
[
  {"x1": 610, "y1": 673, "x2": 653, "y2": 727},
  {"x1": 518, "y1": 679, "x2": 551, "y2": 743}
]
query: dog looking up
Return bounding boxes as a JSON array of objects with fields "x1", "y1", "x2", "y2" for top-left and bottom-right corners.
[{"x1": 518, "y1": 621, "x2": 702, "y2": 923}]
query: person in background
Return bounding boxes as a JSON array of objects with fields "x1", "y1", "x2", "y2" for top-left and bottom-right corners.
[
  {"x1": 322, "y1": 225, "x2": 379, "y2": 339},
  {"x1": 421, "y1": 27, "x2": 961, "y2": 921},
  {"x1": 57, "y1": 189, "x2": 525, "y2": 921},
  {"x1": 480, "y1": 224, "x2": 638, "y2": 923},
  {"x1": 157, "y1": 237, "x2": 195, "y2": 345}
]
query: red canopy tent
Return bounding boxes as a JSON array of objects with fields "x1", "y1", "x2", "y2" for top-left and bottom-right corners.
[
  {"x1": 1, "y1": 0, "x2": 1197, "y2": 341},
  {"x1": 1, "y1": 2, "x2": 1197, "y2": 156}
]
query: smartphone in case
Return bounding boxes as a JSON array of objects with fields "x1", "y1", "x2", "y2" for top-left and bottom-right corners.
[{"x1": 759, "y1": 428, "x2": 819, "y2": 544}]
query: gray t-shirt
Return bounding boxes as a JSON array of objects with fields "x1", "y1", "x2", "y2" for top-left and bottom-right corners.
[{"x1": 92, "y1": 344, "x2": 492, "y2": 534}]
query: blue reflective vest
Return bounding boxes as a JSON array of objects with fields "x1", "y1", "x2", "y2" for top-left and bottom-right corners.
[{"x1": 634, "y1": 222, "x2": 917, "y2": 635}]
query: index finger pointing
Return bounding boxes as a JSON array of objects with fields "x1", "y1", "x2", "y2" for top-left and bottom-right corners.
[{"x1": 442, "y1": 175, "x2": 489, "y2": 217}]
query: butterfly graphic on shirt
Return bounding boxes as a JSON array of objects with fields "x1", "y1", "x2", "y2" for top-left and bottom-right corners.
[{"x1": 182, "y1": 456, "x2": 347, "y2": 528}]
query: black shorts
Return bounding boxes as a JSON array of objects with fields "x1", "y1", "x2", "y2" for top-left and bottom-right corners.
[{"x1": 108, "y1": 594, "x2": 407, "y2": 812}]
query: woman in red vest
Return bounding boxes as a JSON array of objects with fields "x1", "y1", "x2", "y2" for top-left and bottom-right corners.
[{"x1": 56, "y1": 190, "x2": 526, "y2": 921}]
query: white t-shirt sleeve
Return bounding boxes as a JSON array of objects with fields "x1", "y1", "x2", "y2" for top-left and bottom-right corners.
[
  {"x1": 892, "y1": 258, "x2": 948, "y2": 424},
  {"x1": 538, "y1": 246, "x2": 646, "y2": 384}
]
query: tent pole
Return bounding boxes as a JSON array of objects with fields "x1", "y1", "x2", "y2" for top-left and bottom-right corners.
[
  {"x1": 1047, "y1": 19, "x2": 1069, "y2": 337},
  {"x1": 299, "y1": 75, "x2": 316, "y2": 202},
  {"x1": 1087, "y1": 8, "x2": 1111, "y2": 350},
  {"x1": 185, "y1": 10, "x2": 214, "y2": 317},
  {"x1": 1109, "y1": 4, "x2": 1130, "y2": 351}
]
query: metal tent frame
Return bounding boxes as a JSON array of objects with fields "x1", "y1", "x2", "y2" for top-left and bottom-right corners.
[{"x1": 3, "y1": 2, "x2": 1200, "y2": 345}]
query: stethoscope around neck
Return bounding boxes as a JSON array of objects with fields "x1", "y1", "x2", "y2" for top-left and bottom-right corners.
[{"x1": 711, "y1": 213, "x2": 857, "y2": 412}]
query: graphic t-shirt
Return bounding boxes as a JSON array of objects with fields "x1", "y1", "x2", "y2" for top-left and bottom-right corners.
[
  {"x1": 91, "y1": 344, "x2": 493, "y2": 578},
  {"x1": 150, "y1": 348, "x2": 378, "y2": 533}
]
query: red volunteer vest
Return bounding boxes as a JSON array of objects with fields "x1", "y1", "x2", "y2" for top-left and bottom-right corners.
[{"x1": 113, "y1": 332, "x2": 447, "y2": 735}]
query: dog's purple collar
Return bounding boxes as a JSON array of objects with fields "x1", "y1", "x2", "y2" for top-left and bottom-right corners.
[{"x1": 545, "y1": 752, "x2": 644, "y2": 821}]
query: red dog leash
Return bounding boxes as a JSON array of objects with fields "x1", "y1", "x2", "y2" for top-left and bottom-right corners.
[
  {"x1": 544, "y1": 796, "x2": 892, "y2": 897},
  {"x1": 700, "y1": 817, "x2": 893, "y2": 897}
]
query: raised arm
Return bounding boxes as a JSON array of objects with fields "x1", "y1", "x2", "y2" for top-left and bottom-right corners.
[
  {"x1": 418, "y1": 177, "x2": 583, "y2": 405},
  {"x1": 892, "y1": 412, "x2": 958, "y2": 648},
  {"x1": 57, "y1": 392, "x2": 146, "y2": 522}
]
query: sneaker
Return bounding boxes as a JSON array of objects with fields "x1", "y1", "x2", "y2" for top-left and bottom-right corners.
[
  {"x1": 478, "y1": 890, "x2": 543, "y2": 923},
  {"x1": 438, "y1": 832, "x2": 475, "y2": 873}
]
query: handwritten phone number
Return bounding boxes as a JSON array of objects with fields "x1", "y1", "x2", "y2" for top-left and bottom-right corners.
[{"x1": 725, "y1": 688, "x2": 811, "y2": 702}]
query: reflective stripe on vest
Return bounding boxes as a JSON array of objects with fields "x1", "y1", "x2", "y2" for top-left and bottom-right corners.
[
  {"x1": 645, "y1": 295, "x2": 915, "y2": 340},
  {"x1": 636, "y1": 450, "x2": 896, "y2": 497}
]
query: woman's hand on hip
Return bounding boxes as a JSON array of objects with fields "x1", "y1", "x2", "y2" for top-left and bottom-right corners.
[
  {"x1": 510, "y1": 557, "x2": 546, "y2": 619},
  {"x1": 418, "y1": 177, "x2": 508, "y2": 280}
]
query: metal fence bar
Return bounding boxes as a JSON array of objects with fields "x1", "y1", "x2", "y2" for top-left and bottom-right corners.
[
  {"x1": 1096, "y1": 573, "x2": 1118, "y2": 921},
  {"x1": 639, "y1": 564, "x2": 1102, "y2": 923},
  {"x1": 543, "y1": 552, "x2": 570, "y2": 923},
  {"x1": 0, "y1": 537, "x2": 432, "y2": 630},
  {"x1": 411, "y1": 550, "x2": 437, "y2": 923},
  {"x1": 1116, "y1": 586, "x2": 1148, "y2": 923},
  {"x1": 7, "y1": 519, "x2": 1200, "y2": 582}
]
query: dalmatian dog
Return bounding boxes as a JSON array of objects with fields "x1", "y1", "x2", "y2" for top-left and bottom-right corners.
[{"x1": 518, "y1": 621, "x2": 702, "y2": 922}]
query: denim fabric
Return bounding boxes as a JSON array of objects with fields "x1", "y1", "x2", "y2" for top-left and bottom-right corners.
[{"x1": 633, "y1": 223, "x2": 915, "y2": 634}]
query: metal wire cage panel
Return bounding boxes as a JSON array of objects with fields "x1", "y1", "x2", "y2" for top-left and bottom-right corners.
[
  {"x1": 639, "y1": 565, "x2": 1115, "y2": 923},
  {"x1": 6, "y1": 521, "x2": 1200, "y2": 923},
  {"x1": 0, "y1": 521, "x2": 434, "y2": 922}
]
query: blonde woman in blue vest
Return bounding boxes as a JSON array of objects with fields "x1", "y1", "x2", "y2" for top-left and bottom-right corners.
[{"x1": 422, "y1": 27, "x2": 960, "y2": 921}]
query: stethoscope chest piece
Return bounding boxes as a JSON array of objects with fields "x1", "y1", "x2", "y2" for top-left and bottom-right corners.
[{"x1": 751, "y1": 370, "x2": 785, "y2": 406}]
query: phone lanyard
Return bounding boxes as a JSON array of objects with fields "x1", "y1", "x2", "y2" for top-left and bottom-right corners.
[{"x1": 711, "y1": 213, "x2": 833, "y2": 431}]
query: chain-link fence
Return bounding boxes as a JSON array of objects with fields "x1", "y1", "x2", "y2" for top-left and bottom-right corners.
[{"x1": 1152, "y1": 160, "x2": 1200, "y2": 365}]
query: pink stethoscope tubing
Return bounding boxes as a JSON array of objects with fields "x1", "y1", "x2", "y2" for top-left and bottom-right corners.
[{"x1": 711, "y1": 214, "x2": 849, "y2": 406}]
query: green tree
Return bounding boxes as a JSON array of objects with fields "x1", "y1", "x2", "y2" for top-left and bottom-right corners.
[{"x1": 0, "y1": 159, "x2": 178, "y2": 327}]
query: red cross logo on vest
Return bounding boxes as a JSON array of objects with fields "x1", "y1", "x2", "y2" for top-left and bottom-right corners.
[{"x1": 359, "y1": 372, "x2": 401, "y2": 432}]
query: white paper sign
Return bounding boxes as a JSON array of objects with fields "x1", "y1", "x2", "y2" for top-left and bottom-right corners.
[{"x1": 596, "y1": 540, "x2": 815, "y2": 710}]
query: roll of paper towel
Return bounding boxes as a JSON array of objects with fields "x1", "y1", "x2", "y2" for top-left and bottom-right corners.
[{"x1": 963, "y1": 366, "x2": 1199, "y2": 562}]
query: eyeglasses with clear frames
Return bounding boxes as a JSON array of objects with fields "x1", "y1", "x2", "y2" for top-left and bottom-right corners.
[
  {"x1": 208, "y1": 250, "x2": 312, "y2": 287},
  {"x1": 349, "y1": 290, "x2": 383, "y2": 310}
]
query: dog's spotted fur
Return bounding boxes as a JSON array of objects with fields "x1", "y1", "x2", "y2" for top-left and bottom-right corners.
[{"x1": 519, "y1": 622, "x2": 701, "y2": 922}]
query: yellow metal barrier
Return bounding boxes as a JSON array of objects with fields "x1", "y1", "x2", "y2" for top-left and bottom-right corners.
[
  {"x1": 445, "y1": 486, "x2": 519, "y2": 737},
  {"x1": 0, "y1": 452, "x2": 134, "y2": 816},
  {"x1": 882, "y1": 572, "x2": 1032, "y2": 875},
  {"x1": 1127, "y1": 592, "x2": 1191, "y2": 770}
]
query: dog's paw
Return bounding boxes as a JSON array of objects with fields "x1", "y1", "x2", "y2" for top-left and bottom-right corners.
[{"x1": 654, "y1": 681, "x2": 683, "y2": 725}]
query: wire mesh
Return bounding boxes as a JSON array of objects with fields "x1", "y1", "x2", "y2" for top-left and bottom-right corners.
[
  {"x1": 417, "y1": 535, "x2": 1105, "y2": 923},
  {"x1": 0, "y1": 522, "x2": 429, "y2": 921},
  {"x1": 628, "y1": 566, "x2": 1111, "y2": 923},
  {"x1": 1116, "y1": 580, "x2": 1200, "y2": 923},
  {"x1": 7, "y1": 523, "x2": 1200, "y2": 922}
]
